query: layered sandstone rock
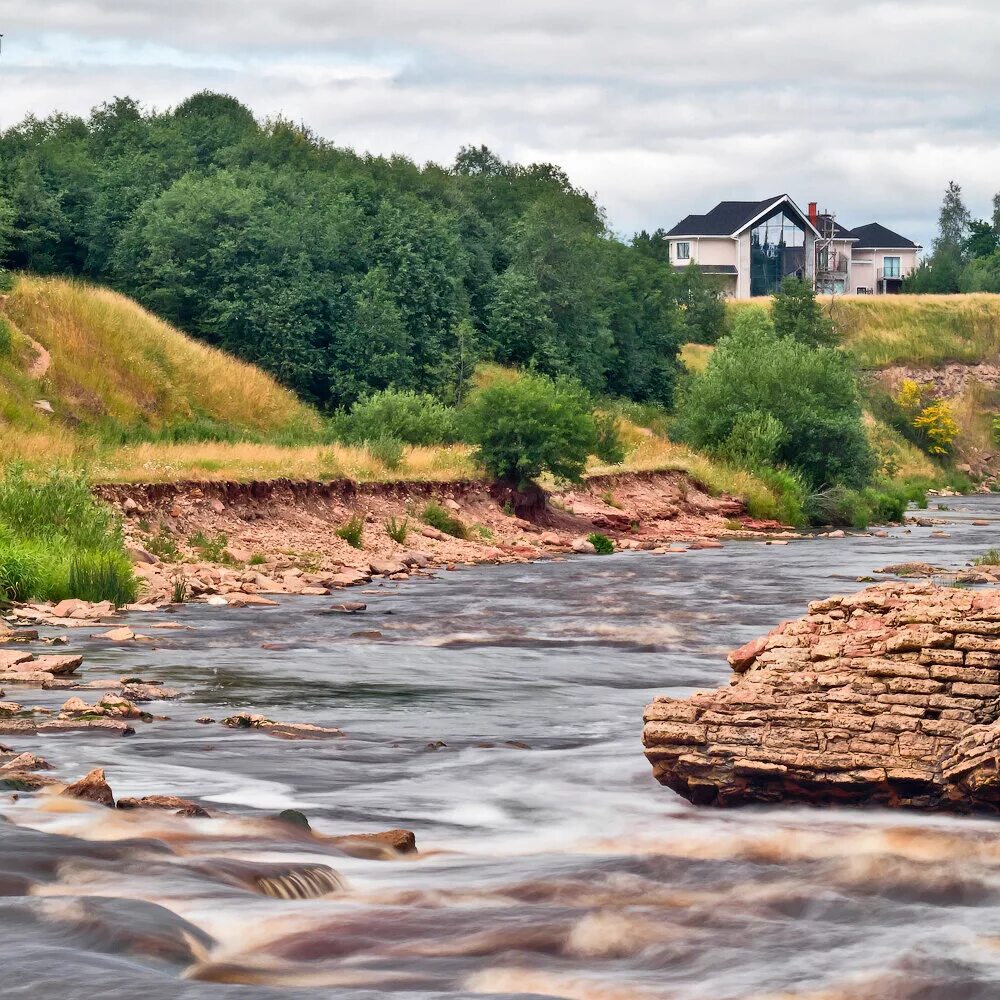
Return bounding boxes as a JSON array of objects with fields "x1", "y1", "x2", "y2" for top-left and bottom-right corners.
[{"x1": 643, "y1": 582, "x2": 1000, "y2": 812}]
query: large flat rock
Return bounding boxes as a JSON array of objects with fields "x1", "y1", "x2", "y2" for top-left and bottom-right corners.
[{"x1": 643, "y1": 582, "x2": 1000, "y2": 813}]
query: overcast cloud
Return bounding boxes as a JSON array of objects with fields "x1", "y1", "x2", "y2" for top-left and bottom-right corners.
[{"x1": 2, "y1": 1, "x2": 999, "y2": 246}]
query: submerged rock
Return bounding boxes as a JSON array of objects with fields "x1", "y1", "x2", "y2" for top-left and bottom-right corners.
[{"x1": 643, "y1": 582, "x2": 1000, "y2": 813}]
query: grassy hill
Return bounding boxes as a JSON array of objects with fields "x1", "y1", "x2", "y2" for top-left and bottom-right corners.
[
  {"x1": 729, "y1": 293, "x2": 1000, "y2": 368},
  {"x1": 0, "y1": 275, "x2": 322, "y2": 464}
]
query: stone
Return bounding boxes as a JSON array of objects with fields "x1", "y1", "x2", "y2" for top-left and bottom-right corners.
[
  {"x1": 0, "y1": 651, "x2": 33, "y2": 669},
  {"x1": 643, "y1": 581, "x2": 1000, "y2": 814},
  {"x1": 117, "y1": 795, "x2": 209, "y2": 817},
  {"x1": 92, "y1": 627, "x2": 135, "y2": 642},
  {"x1": 32, "y1": 655, "x2": 83, "y2": 676},
  {"x1": 369, "y1": 559, "x2": 407, "y2": 576},
  {"x1": 329, "y1": 828, "x2": 417, "y2": 857},
  {"x1": 327, "y1": 569, "x2": 370, "y2": 587},
  {"x1": 327, "y1": 602, "x2": 367, "y2": 613},
  {"x1": 571, "y1": 537, "x2": 597, "y2": 555},
  {"x1": 62, "y1": 768, "x2": 115, "y2": 807},
  {"x1": 127, "y1": 544, "x2": 160, "y2": 565},
  {"x1": 539, "y1": 532, "x2": 562, "y2": 546},
  {"x1": 689, "y1": 539, "x2": 724, "y2": 550},
  {"x1": 0, "y1": 752, "x2": 51, "y2": 772}
]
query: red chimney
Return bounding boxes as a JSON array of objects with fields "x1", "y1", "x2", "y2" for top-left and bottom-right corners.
[{"x1": 808, "y1": 201, "x2": 818, "y2": 225}]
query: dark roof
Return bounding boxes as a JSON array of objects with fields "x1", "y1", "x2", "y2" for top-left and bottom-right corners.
[
  {"x1": 672, "y1": 264, "x2": 738, "y2": 275},
  {"x1": 819, "y1": 215, "x2": 856, "y2": 240},
  {"x1": 848, "y1": 223, "x2": 921, "y2": 249},
  {"x1": 666, "y1": 195, "x2": 787, "y2": 237}
]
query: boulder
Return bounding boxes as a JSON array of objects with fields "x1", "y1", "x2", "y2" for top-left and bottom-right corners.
[
  {"x1": 92, "y1": 627, "x2": 135, "y2": 642},
  {"x1": 62, "y1": 768, "x2": 115, "y2": 807},
  {"x1": 329, "y1": 828, "x2": 417, "y2": 857},
  {"x1": 127, "y1": 545, "x2": 160, "y2": 565},
  {"x1": 326, "y1": 602, "x2": 367, "y2": 614},
  {"x1": 117, "y1": 795, "x2": 209, "y2": 817},
  {"x1": 369, "y1": 559, "x2": 407, "y2": 577},
  {"x1": 571, "y1": 537, "x2": 597, "y2": 555},
  {"x1": 643, "y1": 582, "x2": 1000, "y2": 813},
  {"x1": 32, "y1": 655, "x2": 83, "y2": 676}
]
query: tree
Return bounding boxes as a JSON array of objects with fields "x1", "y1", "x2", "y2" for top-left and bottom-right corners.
[
  {"x1": 462, "y1": 371, "x2": 613, "y2": 487},
  {"x1": 964, "y1": 220, "x2": 999, "y2": 260},
  {"x1": 933, "y1": 180, "x2": 971, "y2": 258},
  {"x1": 672, "y1": 311, "x2": 875, "y2": 491},
  {"x1": 771, "y1": 276, "x2": 835, "y2": 348}
]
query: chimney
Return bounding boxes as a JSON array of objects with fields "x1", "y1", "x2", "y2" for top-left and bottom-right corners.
[{"x1": 808, "y1": 201, "x2": 818, "y2": 226}]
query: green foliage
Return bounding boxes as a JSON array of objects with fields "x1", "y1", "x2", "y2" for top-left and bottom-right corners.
[
  {"x1": 974, "y1": 548, "x2": 1000, "y2": 566},
  {"x1": 0, "y1": 316, "x2": 11, "y2": 355},
  {"x1": 67, "y1": 552, "x2": 138, "y2": 606},
  {"x1": 335, "y1": 516, "x2": 364, "y2": 549},
  {"x1": 0, "y1": 465, "x2": 136, "y2": 604},
  {"x1": 170, "y1": 572, "x2": 189, "y2": 603},
  {"x1": 587, "y1": 532, "x2": 614, "y2": 554},
  {"x1": 145, "y1": 527, "x2": 180, "y2": 562},
  {"x1": 805, "y1": 484, "x2": 908, "y2": 529},
  {"x1": 189, "y1": 531, "x2": 230, "y2": 563},
  {"x1": 0, "y1": 94, "x2": 686, "y2": 410},
  {"x1": 385, "y1": 516, "x2": 409, "y2": 544},
  {"x1": 337, "y1": 390, "x2": 458, "y2": 445},
  {"x1": 365, "y1": 434, "x2": 405, "y2": 471},
  {"x1": 672, "y1": 311, "x2": 876, "y2": 493},
  {"x1": 462, "y1": 370, "x2": 614, "y2": 487},
  {"x1": 594, "y1": 413, "x2": 626, "y2": 465},
  {"x1": 422, "y1": 501, "x2": 467, "y2": 539},
  {"x1": 248, "y1": 552, "x2": 267, "y2": 565},
  {"x1": 771, "y1": 277, "x2": 836, "y2": 347}
]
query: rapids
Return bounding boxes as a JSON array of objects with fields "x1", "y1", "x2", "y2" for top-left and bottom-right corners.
[{"x1": 5, "y1": 497, "x2": 1000, "y2": 999}]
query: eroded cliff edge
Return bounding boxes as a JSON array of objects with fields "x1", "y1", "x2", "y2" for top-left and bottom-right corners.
[{"x1": 643, "y1": 582, "x2": 1000, "y2": 812}]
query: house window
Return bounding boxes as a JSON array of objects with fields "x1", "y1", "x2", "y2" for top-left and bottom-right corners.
[
  {"x1": 883, "y1": 256, "x2": 901, "y2": 278},
  {"x1": 675, "y1": 242, "x2": 690, "y2": 261}
]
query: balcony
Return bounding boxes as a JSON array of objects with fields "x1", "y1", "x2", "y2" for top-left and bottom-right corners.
[
  {"x1": 817, "y1": 251, "x2": 848, "y2": 274},
  {"x1": 877, "y1": 267, "x2": 905, "y2": 282}
]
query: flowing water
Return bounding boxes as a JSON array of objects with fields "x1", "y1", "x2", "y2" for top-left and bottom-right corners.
[{"x1": 5, "y1": 498, "x2": 1000, "y2": 999}]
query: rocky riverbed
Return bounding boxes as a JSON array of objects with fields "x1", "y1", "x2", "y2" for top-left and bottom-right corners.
[{"x1": 5, "y1": 494, "x2": 1000, "y2": 998}]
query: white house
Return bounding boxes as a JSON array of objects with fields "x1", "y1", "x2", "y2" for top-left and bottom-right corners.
[{"x1": 665, "y1": 194, "x2": 921, "y2": 298}]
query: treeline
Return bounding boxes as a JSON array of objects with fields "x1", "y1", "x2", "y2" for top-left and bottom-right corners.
[
  {"x1": 0, "y1": 91, "x2": 723, "y2": 410},
  {"x1": 905, "y1": 181, "x2": 1000, "y2": 293}
]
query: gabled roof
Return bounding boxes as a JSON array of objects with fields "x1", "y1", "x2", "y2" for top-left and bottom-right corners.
[
  {"x1": 820, "y1": 216, "x2": 857, "y2": 241},
  {"x1": 848, "y1": 223, "x2": 921, "y2": 250},
  {"x1": 666, "y1": 195, "x2": 819, "y2": 239}
]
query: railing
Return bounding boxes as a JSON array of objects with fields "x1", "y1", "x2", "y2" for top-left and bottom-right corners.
[
  {"x1": 817, "y1": 251, "x2": 848, "y2": 274},
  {"x1": 878, "y1": 266, "x2": 904, "y2": 281}
]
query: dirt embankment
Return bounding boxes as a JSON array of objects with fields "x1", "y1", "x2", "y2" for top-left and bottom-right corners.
[{"x1": 95, "y1": 471, "x2": 788, "y2": 604}]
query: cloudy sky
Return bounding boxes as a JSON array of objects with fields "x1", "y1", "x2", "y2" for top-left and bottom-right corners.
[{"x1": 2, "y1": 1, "x2": 999, "y2": 246}]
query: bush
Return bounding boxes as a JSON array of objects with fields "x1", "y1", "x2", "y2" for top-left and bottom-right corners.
[
  {"x1": 365, "y1": 434, "x2": 405, "y2": 471},
  {"x1": 672, "y1": 311, "x2": 875, "y2": 492},
  {"x1": 805, "y1": 484, "x2": 908, "y2": 529},
  {"x1": 385, "y1": 516, "x2": 409, "y2": 544},
  {"x1": 894, "y1": 379, "x2": 959, "y2": 456},
  {"x1": 422, "y1": 501, "x2": 467, "y2": 538},
  {"x1": 338, "y1": 390, "x2": 459, "y2": 445},
  {"x1": 772, "y1": 276, "x2": 836, "y2": 347},
  {"x1": 974, "y1": 548, "x2": 1000, "y2": 566},
  {"x1": 587, "y1": 532, "x2": 614, "y2": 554},
  {"x1": 189, "y1": 531, "x2": 230, "y2": 563},
  {"x1": 335, "y1": 516, "x2": 364, "y2": 549},
  {"x1": 0, "y1": 317, "x2": 11, "y2": 356},
  {"x1": 462, "y1": 371, "x2": 616, "y2": 487},
  {"x1": 0, "y1": 538, "x2": 44, "y2": 602}
]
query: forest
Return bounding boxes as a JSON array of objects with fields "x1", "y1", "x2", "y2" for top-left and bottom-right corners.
[{"x1": 0, "y1": 91, "x2": 722, "y2": 411}]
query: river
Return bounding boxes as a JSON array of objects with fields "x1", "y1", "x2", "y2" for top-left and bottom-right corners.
[{"x1": 4, "y1": 496, "x2": 1000, "y2": 999}]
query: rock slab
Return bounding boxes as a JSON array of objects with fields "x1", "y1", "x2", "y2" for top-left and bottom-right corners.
[{"x1": 643, "y1": 582, "x2": 1000, "y2": 813}]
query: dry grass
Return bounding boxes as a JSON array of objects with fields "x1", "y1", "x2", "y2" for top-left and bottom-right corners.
[
  {"x1": 1, "y1": 275, "x2": 321, "y2": 437},
  {"x1": 863, "y1": 413, "x2": 938, "y2": 480},
  {"x1": 728, "y1": 293, "x2": 1000, "y2": 368},
  {"x1": 679, "y1": 342, "x2": 714, "y2": 373},
  {"x1": 89, "y1": 441, "x2": 478, "y2": 484},
  {"x1": 949, "y1": 378, "x2": 1000, "y2": 459}
]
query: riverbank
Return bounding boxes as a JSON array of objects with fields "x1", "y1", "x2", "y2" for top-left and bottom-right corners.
[{"x1": 86, "y1": 470, "x2": 787, "y2": 606}]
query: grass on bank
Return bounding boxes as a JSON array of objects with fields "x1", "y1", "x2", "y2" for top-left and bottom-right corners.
[
  {"x1": 0, "y1": 274, "x2": 322, "y2": 441},
  {"x1": 729, "y1": 293, "x2": 1000, "y2": 368},
  {"x1": 0, "y1": 465, "x2": 136, "y2": 605}
]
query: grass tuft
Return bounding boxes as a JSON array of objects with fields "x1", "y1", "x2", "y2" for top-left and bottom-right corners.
[
  {"x1": 336, "y1": 516, "x2": 365, "y2": 549},
  {"x1": 422, "y1": 501, "x2": 467, "y2": 539}
]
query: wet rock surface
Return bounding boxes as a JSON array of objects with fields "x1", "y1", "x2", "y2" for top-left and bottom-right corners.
[{"x1": 644, "y1": 581, "x2": 1000, "y2": 812}]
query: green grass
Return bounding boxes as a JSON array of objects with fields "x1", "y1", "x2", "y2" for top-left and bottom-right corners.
[
  {"x1": 0, "y1": 464, "x2": 137, "y2": 605},
  {"x1": 973, "y1": 548, "x2": 1000, "y2": 566},
  {"x1": 189, "y1": 531, "x2": 231, "y2": 563},
  {"x1": 422, "y1": 501, "x2": 468, "y2": 539},
  {"x1": 335, "y1": 516, "x2": 365, "y2": 549},
  {"x1": 587, "y1": 533, "x2": 615, "y2": 554},
  {"x1": 385, "y1": 516, "x2": 409, "y2": 544}
]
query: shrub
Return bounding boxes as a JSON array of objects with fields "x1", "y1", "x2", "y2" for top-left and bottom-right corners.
[
  {"x1": 594, "y1": 413, "x2": 626, "y2": 465},
  {"x1": 771, "y1": 276, "x2": 836, "y2": 347},
  {"x1": 974, "y1": 548, "x2": 1000, "y2": 566},
  {"x1": 365, "y1": 434, "x2": 405, "y2": 471},
  {"x1": 422, "y1": 501, "x2": 467, "y2": 538},
  {"x1": 0, "y1": 538, "x2": 44, "y2": 602},
  {"x1": 0, "y1": 317, "x2": 11, "y2": 356},
  {"x1": 170, "y1": 572, "x2": 189, "y2": 603},
  {"x1": 249, "y1": 552, "x2": 267, "y2": 565},
  {"x1": 587, "y1": 532, "x2": 614, "y2": 554},
  {"x1": 672, "y1": 312, "x2": 875, "y2": 492},
  {"x1": 339, "y1": 390, "x2": 458, "y2": 445},
  {"x1": 145, "y1": 527, "x2": 181, "y2": 562},
  {"x1": 462, "y1": 371, "x2": 615, "y2": 487},
  {"x1": 385, "y1": 516, "x2": 409, "y2": 544},
  {"x1": 335, "y1": 516, "x2": 364, "y2": 549},
  {"x1": 894, "y1": 379, "x2": 959, "y2": 456}
]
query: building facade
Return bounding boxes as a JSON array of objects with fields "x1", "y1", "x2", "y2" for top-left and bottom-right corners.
[{"x1": 665, "y1": 194, "x2": 921, "y2": 298}]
